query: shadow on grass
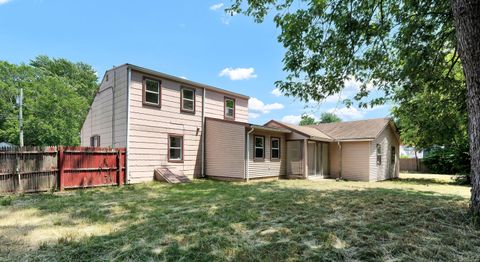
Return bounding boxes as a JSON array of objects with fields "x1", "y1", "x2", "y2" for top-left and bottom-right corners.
[
  {"x1": 391, "y1": 177, "x2": 469, "y2": 186},
  {"x1": 1, "y1": 180, "x2": 479, "y2": 261}
]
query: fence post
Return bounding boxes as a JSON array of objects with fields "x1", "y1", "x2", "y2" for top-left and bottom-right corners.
[
  {"x1": 116, "y1": 149, "x2": 121, "y2": 186},
  {"x1": 58, "y1": 147, "x2": 64, "y2": 191}
]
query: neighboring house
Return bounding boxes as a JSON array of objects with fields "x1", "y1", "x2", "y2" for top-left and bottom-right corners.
[
  {"x1": 0, "y1": 142, "x2": 15, "y2": 149},
  {"x1": 81, "y1": 64, "x2": 400, "y2": 183}
]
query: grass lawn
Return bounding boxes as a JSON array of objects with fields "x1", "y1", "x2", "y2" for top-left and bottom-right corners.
[{"x1": 1, "y1": 173, "x2": 479, "y2": 261}]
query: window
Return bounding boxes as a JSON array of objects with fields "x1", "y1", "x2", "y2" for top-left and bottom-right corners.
[
  {"x1": 391, "y1": 146, "x2": 396, "y2": 164},
  {"x1": 271, "y1": 137, "x2": 280, "y2": 159},
  {"x1": 181, "y1": 87, "x2": 195, "y2": 113},
  {"x1": 90, "y1": 135, "x2": 100, "y2": 147},
  {"x1": 376, "y1": 144, "x2": 382, "y2": 165},
  {"x1": 143, "y1": 77, "x2": 161, "y2": 106},
  {"x1": 254, "y1": 136, "x2": 264, "y2": 159},
  {"x1": 168, "y1": 135, "x2": 183, "y2": 162},
  {"x1": 224, "y1": 97, "x2": 235, "y2": 119}
]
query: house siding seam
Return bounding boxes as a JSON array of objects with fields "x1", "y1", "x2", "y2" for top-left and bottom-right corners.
[{"x1": 340, "y1": 142, "x2": 370, "y2": 181}]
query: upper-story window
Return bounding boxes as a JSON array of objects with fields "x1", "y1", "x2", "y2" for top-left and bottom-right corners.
[
  {"x1": 181, "y1": 87, "x2": 195, "y2": 113},
  {"x1": 224, "y1": 97, "x2": 235, "y2": 119},
  {"x1": 143, "y1": 77, "x2": 161, "y2": 107}
]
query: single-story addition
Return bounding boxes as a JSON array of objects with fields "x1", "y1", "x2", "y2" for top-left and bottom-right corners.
[
  {"x1": 80, "y1": 63, "x2": 400, "y2": 183},
  {"x1": 207, "y1": 117, "x2": 400, "y2": 182}
]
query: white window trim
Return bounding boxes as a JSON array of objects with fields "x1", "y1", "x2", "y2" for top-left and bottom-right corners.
[
  {"x1": 181, "y1": 88, "x2": 195, "y2": 112},
  {"x1": 271, "y1": 138, "x2": 280, "y2": 159},
  {"x1": 169, "y1": 136, "x2": 183, "y2": 161},
  {"x1": 225, "y1": 98, "x2": 235, "y2": 118},
  {"x1": 254, "y1": 136, "x2": 265, "y2": 159}
]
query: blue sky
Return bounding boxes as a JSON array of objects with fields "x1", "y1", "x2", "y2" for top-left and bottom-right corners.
[{"x1": 0, "y1": 0, "x2": 393, "y2": 124}]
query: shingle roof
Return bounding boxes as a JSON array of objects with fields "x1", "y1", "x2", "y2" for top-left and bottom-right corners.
[
  {"x1": 309, "y1": 118, "x2": 392, "y2": 140},
  {"x1": 266, "y1": 120, "x2": 333, "y2": 141}
]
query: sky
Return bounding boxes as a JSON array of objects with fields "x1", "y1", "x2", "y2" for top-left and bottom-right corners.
[{"x1": 0, "y1": 0, "x2": 393, "y2": 125}]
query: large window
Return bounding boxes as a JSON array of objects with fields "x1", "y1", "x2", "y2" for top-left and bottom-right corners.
[
  {"x1": 271, "y1": 137, "x2": 280, "y2": 160},
  {"x1": 224, "y1": 97, "x2": 235, "y2": 119},
  {"x1": 254, "y1": 136, "x2": 264, "y2": 159},
  {"x1": 168, "y1": 135, "x2": 183, "y2": 162},
  {"x1": 143, "y1": 78, "x2": 161, "y2": 106},
  {"x1": 90, "y1": 135, "x2": 100, "y2": 147},
  {"x1": 181, "y1": 87, "x2": 195, "y2": 113},
  {"x1": 376, "y1": 144, "x2": 382, "y2": 165}
]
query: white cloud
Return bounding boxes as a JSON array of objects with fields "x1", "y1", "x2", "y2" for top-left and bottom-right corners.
[
  {"x1": 209, "y1": 3, "x2": 224, "y2": 11},
  {"x1": 0, "y1": 0, "x2": 11, "y2": 5},
  {"x1": 219, "y1": 67, "x2": 257, "y2": 80},
  {"x1": 343, "y1": 76, "x2": 374, "y2": 93},
  {"x1": 271, "y1": 88, "x2": 282, "y2": 97},
  {"x1": 249, "y1": 97, "x2": 284, "y2": 114},
  {"x1": 281, "y1": 115, "x2": 303, "y2": 124},
  {"x1": 327, "y1": 107, "x2": 365, "y2": 120},
  {"x1": 324, "y1": 94, "x2": 346, "y2": 104},
  {"x1": 249, "y1": 112, "x2": 260, "y2": 119}
]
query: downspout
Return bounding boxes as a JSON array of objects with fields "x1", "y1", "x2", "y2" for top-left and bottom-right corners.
[
  {"x1": 201, "y1": 87, "x2": 206, "y2": 178},
  {"x1": 245, "y1": 127, "x2": 255, "y2": 181},
  {"x1": 337, "y1": 141, "x2": 342, "y2": 180},
  {"x1": 111, "y1": 68, "x2": 116, "y2": 147},
  {"x1": 125, "y1": 67, "x2": 132, "y2": 184}
]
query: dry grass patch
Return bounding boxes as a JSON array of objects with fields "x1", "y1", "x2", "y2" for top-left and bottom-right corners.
[{"x1": 0, "y1": 173, "x2": 478, "y2": 261}]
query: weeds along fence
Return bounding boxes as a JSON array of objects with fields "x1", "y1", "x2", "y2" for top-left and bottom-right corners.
[{"x1": 0, "y1": 146, "x2": 126, "y2": 194}]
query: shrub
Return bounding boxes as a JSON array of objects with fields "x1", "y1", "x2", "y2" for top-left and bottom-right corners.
[{"x1": 423, "y1": 144, "x2": 470, "y2": 183}]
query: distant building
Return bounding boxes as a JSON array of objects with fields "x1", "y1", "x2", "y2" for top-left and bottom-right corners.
[
  {"x1": 400, "y1": 145, "x2": 423, "y2": 158},
  {"x1": 0, "y1": 142, "x2": 15, "y2": 148}
]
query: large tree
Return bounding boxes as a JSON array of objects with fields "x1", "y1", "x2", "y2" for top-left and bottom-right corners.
[
  {"x1": 0, "y1": 57, "x2": 98, "y2": 146},
  {"x1": 229, "y1": 0, "x2": 480, "y2": 220}
]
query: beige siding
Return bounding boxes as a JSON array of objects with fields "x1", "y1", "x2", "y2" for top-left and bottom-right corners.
[
  {"x1": 205, "y1": 119, "x2": 245, "y2": 179},
  {"x1": 204, "y1": 90, "x2": 248, "y2": 123},
  {"x1": 247, "y1": 131, "x2": 286, "y2": 178},
  {"x1": 80, "y1": 66, "x2": 128, "y2": 148},
  {"x1": 329, "y1": 142, "x2": 340, "y2": 178},
  {"x1": 127, "y1": 70, "x2": 204, "y2": 183},
  {"x1": 369, "y1": 126, "x2": 400, "y2": 181},
  {"x1": 341, "y1": 142, "x2": 370, "y2": 181}
]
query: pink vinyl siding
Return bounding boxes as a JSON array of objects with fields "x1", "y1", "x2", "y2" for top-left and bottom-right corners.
[
  {"x1": 247, "y1": 131, "x2": 286, "y2": 179},
  {"x1": 369, "y1": 125, "x2": 400, "y2": 181},
  {"x1": 80, "y1": 66, "x2": 128, "y2": 148}
]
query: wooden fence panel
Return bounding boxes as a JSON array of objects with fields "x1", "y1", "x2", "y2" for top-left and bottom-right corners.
[
  {"x1": 0, "y1": 146, "x2": 126, "y2": 194},
  {"x1": 400, "y1": 158, "x2": 430, "y2": 173}
]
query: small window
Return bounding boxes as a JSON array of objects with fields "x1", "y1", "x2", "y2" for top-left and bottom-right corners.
[
  {"x1": 181, "y1": 87, "x2": 195, "y2": 113},
  {"x1": 254, "y1": 136, "x2": 264, "y2": 159},
  {"x1": 376, "y1": 144, "x2": 382, "y2": 165},
  {"x1": 391, "y1": 146, "x2": 396, "y2": 164},
  {"x1": 168, "y1": 135, "x2": 183, "y2": 162},
  {"x1": 271, "y1": 137, "x2": 280, "y2": 159},
  {"x1": 143, "y1": 78, "x2": 161, "y2": 106},
  {"x1": 90, "y1": 135, "x2": 100, "y2": 147},
  {"x1": 224, "y1": 97, "x2": 235, "y2": 119}
]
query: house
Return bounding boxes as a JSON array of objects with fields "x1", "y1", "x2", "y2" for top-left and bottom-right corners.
[
  {"x1": 0, "y1": 142, "x2": 15, "y2": 149},
  {"x1": 81, "y1": 64, "x2": 400, "y2": 183}
]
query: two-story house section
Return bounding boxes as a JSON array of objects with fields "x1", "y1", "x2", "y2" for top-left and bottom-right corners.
[{"x1": 80, "y1": 64, "x2": 249, "y2": 183}]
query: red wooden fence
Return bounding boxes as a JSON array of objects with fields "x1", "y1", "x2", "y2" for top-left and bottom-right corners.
[
  {"x1": 0, "y1": 146, "x2": 126, "y2": 194},
  {"x1": 58, "y1": 147, "x2": 126, "y2": 190}
]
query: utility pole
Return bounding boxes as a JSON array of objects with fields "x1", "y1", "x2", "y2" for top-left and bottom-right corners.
[{"x1": 18, "y1": 85, "x2": 24, "y2": 147}]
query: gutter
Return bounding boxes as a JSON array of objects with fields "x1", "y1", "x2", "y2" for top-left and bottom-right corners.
[
  {"x1": 337, "y1": 141, "x2": 343, "y2": 180},
  {"x1": 125, "y1": 67, "x2": 132, "y2": 184},
  {"x1": 245, "y1": 127, "x2": 255, "y2": 181}
]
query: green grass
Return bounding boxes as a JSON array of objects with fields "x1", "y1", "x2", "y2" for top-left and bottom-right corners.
[{"x1": 1, "y1": 173, "x2": 479, "y2": 261}]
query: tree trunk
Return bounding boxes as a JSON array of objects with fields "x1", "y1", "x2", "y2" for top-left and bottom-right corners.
[{"x1": 452, "y1": 0, "x2": 480, "y2": 222}]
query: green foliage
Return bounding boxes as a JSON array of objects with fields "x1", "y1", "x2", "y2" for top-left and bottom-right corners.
[
  {"x1": 319, "y1": 112, "x2": 341, "y2": 123},
  {"x1": 423, "y1": 145, "x2": 470, "y2": 181},
  {"x1": 299, "y1": 114, "x2": 317, "y2": 126},
  {"x1": 0, "y1": 57, "x2": 98, "y2": 146},
  {"x1": 228, "y1": 0, "x2": 456, "y2": 109}
]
